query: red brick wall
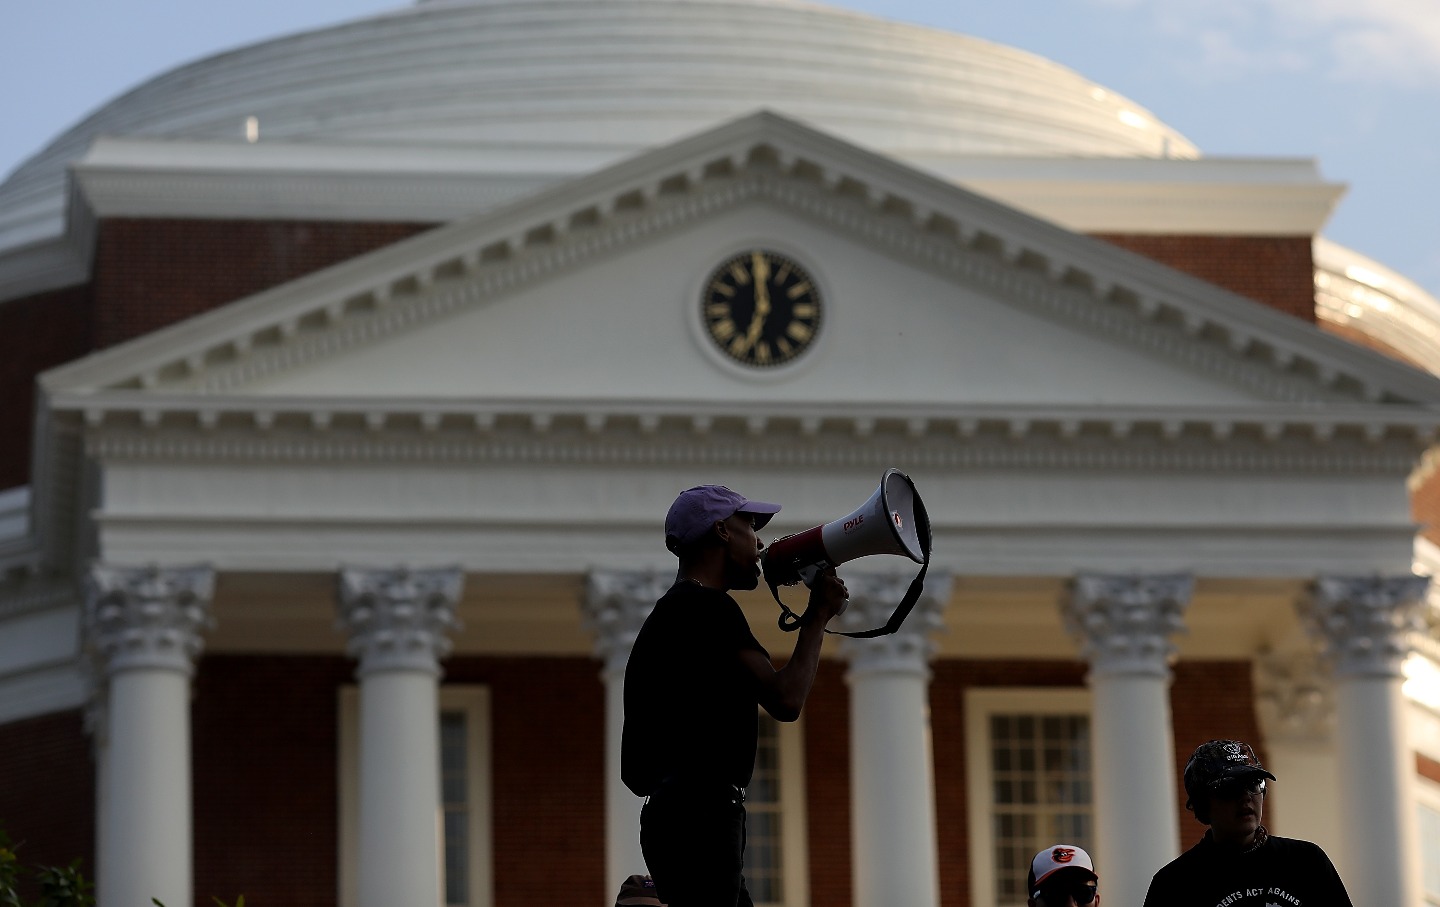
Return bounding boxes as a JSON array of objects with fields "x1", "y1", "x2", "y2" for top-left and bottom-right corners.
[
  {"x1": 90, "y1": 219, "x2": 433, "y2": 349},
  {"x1": 192, "y1": 655, "x2": 354, "y2": 907},
  {"x1": 803, "y1": 660, "x2": 852, "y2": 907},
  {"x1": 0, "y1": 285, "x2": 93, "y2": 489},
  {"x1": 1419, "y1": 753, "x2": 1440, "y2": 785},
  {"x1": 0, "y1": 710, "x2": 95, "y2": 902},
  {"x1": 930, "y1": 659, "x2": 1089, "y2": 907},
  {"x1": 1169, "y1": 661, "x2": 1266, "y2": 850},
  {"x1": 192, "y1": 654, "x2": 606, "y2": 907},
  {"x1": 443, "y1": 656, "x2": 606, "y2": 907},
  {"x1": 0, "y1": 218, "x2": 433, "y2": 488},
  {"x1": 1092, "y1": 234, "x2": 1317, "y2": 322}
]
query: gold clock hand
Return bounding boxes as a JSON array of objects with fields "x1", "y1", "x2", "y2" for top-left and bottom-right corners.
[
  {"x1": 752, "y1": 252, "x2": 771, "y2": 317},
  {"x1": 737, "y1": 252, "x2": 771, "y2": 353}
]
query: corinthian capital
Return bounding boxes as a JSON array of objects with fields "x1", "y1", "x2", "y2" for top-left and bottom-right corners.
[
  {"x1": 337, "y1": 566, "x2": 464, "y2": 677},
  {"x1": 84, "y1": 563, "x2": 215, "y2": 677},
  {"x1": 1300, "y1": 575, "x2": 1429, "y2": 677},
  {"x1": 582, "y1": 569, "x2": 671, "y2": 674},
  {"x1": 837, "y1": 571, "x2": 951, "y2": 678},
  {"x1": 1063, "y1": 573, "x2": 1192, "y2": 678},
  {"x1": 1254, "y1": 650, "x2": 1335, "y2": 744}
]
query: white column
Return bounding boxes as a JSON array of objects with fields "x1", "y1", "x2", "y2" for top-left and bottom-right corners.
[
  {"x1": 1253, "y1": 649, "x2": 1342, "y2": 855},
  {"x1": 1301, "y1": 574, "x2": 1428, "y2": 905},
  {"x1": 582, "y1": 569, "x2": 671, "y2": 898},
  {"x1": 81, "y1": 633, "x2": 110, "y2": 895},
  {"x1": 1063, "y1": 573, "x2": 1190, "y2": 907},
  {"x1": 84, "y1": 563, "x2": 214, "y2": 907},
  {"x1": 838, "y1": 571, "x2": 950, "y2": 907},
  {"x1": 338, "y1": 566, "x2": 463, "y2": 907}
]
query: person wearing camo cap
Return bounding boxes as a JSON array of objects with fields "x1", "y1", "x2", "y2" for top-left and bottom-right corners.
[{"x1": 1143, "y1": 739, "x2": 1353, "y2": 907}]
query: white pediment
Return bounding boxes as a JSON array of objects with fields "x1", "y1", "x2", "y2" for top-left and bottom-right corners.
[
  {"x1": 42, "y1": 111, "x2": 1440, "y2": 417},
  {"x1": 237, "y1": 200, "x2": 1258, "y2": 408}
]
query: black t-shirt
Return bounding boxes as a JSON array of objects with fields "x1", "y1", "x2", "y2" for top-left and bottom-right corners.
[
  {"x1": 1143, "y1": 831, "x2": 1354, "y2": 907},
  {"x1": 621, "y1": 581, "x2": 769, "y2": 797}
]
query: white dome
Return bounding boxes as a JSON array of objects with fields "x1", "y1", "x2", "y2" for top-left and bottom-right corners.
[{"x1": 0, "y1": 0, "x2": 1197, "y2": 252}]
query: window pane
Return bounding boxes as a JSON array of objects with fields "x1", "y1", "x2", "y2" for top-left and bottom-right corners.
[
  {"x1": 1421, "y1": 803, "x2": 1440, "y2": 903},
  {"x1": 440, "y1": 711, "x2": 469, "y2": 907},
  {"x1": 745, "y1": 713, "x2": 784, "y2": 905},
  {"x1": 989, "y1": 709, "x2": 1093, "y2": 906}
]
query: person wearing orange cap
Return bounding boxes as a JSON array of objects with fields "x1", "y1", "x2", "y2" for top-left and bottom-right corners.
[
  {"x1": 1027, "y1": 843, "x2": 1100, "y2": 907},
  {"x1": 1142, "y1": 739, "x2": 1353, "y2": 907}
]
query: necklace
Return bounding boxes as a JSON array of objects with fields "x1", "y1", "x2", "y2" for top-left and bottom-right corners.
[{"x1": 1244, "y1": 826, "x2": 1269, "y2": 853}]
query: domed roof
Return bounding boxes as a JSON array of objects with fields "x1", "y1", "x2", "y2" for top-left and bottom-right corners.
[{"x1": 0, "y1": 0, "x2": 1197, "y2": 251}]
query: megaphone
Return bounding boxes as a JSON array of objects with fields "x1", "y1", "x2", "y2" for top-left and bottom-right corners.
[
  {"x1": 762, "y1": 467, "x2": 926, "y2": 590},
  {"x1": 761, "y1": 468, "x2": 931, "y2": 638}
]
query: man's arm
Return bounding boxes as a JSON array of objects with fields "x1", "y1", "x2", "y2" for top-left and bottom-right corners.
[{"x1": 739, "y1": 569, "x2": 847, "y2": 722}]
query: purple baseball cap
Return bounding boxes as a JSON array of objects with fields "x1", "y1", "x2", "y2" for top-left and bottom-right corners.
[{"x1": 664, "y1": 485, "x2": 781, "y2": 553}]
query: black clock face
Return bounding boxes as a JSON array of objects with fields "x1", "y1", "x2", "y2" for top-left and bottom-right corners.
[{"x1": 701, "y1": 250, "x2": 822, "y2": 368}]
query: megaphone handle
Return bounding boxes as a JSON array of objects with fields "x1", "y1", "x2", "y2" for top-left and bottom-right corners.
[{"x1": 772, "y1": 583, "x2": 807, "y2": 632}]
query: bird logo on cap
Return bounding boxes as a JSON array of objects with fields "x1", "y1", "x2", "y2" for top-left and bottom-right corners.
[{"x1": 1052, "y1": 847, "x2": 1076, "y2": 864}]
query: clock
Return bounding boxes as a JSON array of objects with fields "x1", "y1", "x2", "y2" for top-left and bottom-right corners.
[{"x1": 700, "y1": 249, "x2": 823, "y2": 368}]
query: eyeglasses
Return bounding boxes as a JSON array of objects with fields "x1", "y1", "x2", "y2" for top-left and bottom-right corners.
[
  {"x1": 1033, "y1": 881, "x2": 1098, "y2": 906},
  {"x1": 1210, "y1": 777, "x2": 1266, "y2": 799}
]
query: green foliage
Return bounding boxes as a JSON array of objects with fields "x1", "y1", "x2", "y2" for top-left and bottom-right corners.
[
  {"x1": 2, "y1": 825, "x2": 240, "y2": 907},
  {"x1": 32, "y1": 863, "x2": 91, "y2": 907},
  {"x1": 1, "y1": 828, "x2": 24, "y2": 907},
  {"x1": 153, "y1": 895, "x2": 246, "y2": 907},
  {"x1": 0, "y1": 827, "x2": 91, "y2": 907}
]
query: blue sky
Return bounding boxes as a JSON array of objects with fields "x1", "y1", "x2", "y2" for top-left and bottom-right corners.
[{"x1": 4, "y1": 0, "x2": 1437, "y2": 302}]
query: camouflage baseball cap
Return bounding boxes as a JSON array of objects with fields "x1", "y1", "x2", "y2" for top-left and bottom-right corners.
[{"x1": 1182, "y1": 739, "x2": 1276, "y2": 809}]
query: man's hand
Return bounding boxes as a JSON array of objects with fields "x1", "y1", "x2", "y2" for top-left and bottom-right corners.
[
  {"x1": 744, "y1": 566, "x2": 848, "y2": 722},
  {"x1": 806, "y1": 567, "x2": 848, "y2": 625}
]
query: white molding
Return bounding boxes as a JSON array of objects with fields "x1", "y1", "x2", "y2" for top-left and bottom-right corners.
[
  {"x1": 65, "y1": 142, "x2": 1342, "y2": 237},
  {"x1": 777, "y1": 714, "x2": 810, "y2": 907},
  {"x1": 964, "y1": 688, "x2": 1093, "y2": 907},
  {"x1": 71, "y1": 139, "x2": 565, "y2": 225},
  {"x1": 927, "y1": 155, "x2": 1343, "y2": 236},
  {"x1": 61, "y1": 400, "x2": 1438, "y2": 474},
  {"x1": 0, "y1": 660, "x2": 87, "y2": 725}
]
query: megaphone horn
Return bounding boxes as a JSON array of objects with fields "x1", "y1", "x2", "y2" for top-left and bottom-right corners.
[
  {"x1": 761, "y1": 468, "x2": 932, "y2": 638},
  {"x1": 762, "y1": 468, "x2": 926, "y2": 588}
]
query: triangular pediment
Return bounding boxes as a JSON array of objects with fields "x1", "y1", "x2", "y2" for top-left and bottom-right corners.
[{"x1": 42, "y1": 111, "x2": 1440, "y2": 420}]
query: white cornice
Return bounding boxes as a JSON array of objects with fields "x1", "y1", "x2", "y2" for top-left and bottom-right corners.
[
  {"x1": 0, "y1": 129, "x2": 1344, "y2": 308},
  {"x1": 47, "y1": 395, "x2": 1440, "y2": 476},
  {"x1": 924, "y1": 156, "x2": 1344, "y2": 236},
  {"x1": 66, "y1": 138, "x2": 1343, "y2": 237},
  {"x1": 37, "y1": 113, "x2": 1440, "y2": 409},
  {"x1": 71, "y1": 138, "x2": 574, "y2": 224}
]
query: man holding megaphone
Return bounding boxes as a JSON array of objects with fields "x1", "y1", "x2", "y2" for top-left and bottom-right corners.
[{"x1": 622, "y1": 484, "x2": 849, "y2": 907}]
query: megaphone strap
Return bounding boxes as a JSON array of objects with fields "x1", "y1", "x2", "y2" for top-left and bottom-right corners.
[{"x1": 769, "y1": 488, "x2": 932, "y2": 639}]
